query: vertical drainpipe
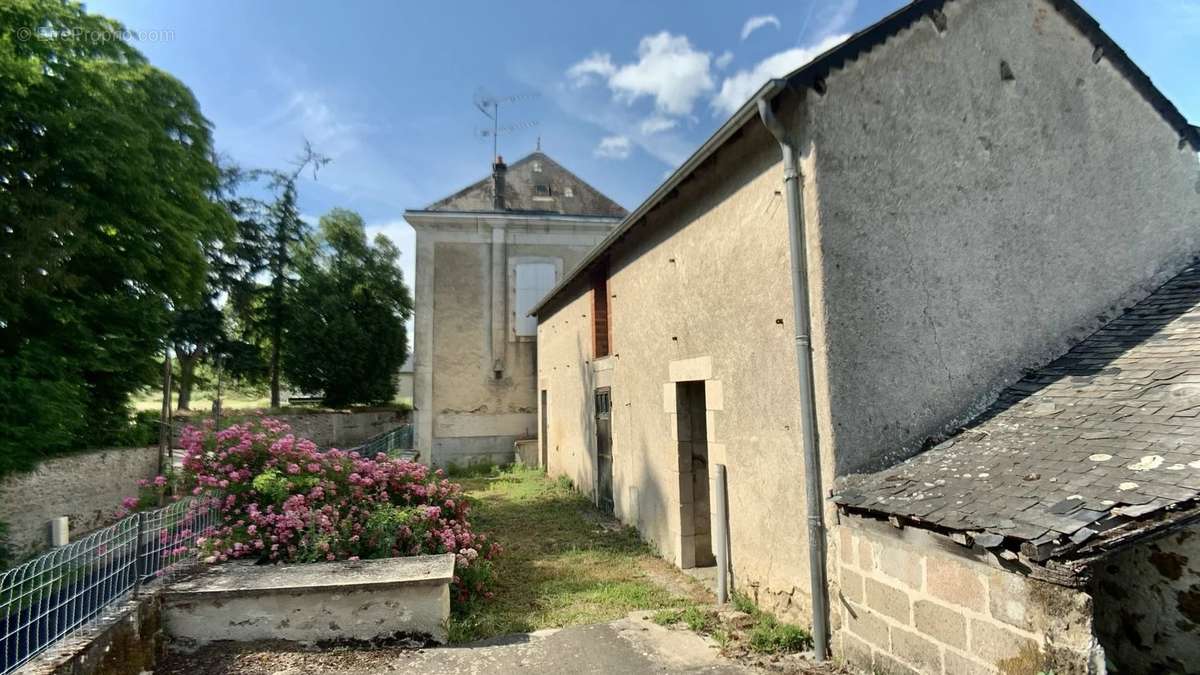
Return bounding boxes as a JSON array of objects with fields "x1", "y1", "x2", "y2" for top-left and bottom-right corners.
[
  {"x1": 491, "y1": 157, "x2": 508, "y2": 376},
  {"x1": 757, "y1": 79, "x2": 830, "y2": 661}
]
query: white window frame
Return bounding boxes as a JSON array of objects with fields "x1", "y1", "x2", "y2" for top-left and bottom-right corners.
[{"x1": 509, "y1": 256, "x2": 562, "y2": 341}]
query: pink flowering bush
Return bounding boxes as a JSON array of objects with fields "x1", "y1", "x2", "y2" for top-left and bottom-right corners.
[
  {"x1": 115, "y1": 473, "x2": 176, "y2": 517},
  {"x1": 176, "y1": 417, "x2": 499, "y2": 607}
]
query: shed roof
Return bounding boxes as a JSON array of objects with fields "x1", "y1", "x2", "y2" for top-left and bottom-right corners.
[
  {"x1": 834, "y1": 265, "x2": 1200, "y2": 567},
  {"x1": 530, "y1": 0, "x2": 1199, "y2": 318}
]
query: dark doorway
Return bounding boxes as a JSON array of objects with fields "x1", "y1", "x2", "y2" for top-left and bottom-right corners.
[
  {"x1": 676, "y1": 381, "x2": 713, "y2": 568},
  {"x1": 595, "y1": 387, "x2": 614, "y2": 514},
  {"x1": 539, "y1": 390, "x2": 549, "y2": 469}
]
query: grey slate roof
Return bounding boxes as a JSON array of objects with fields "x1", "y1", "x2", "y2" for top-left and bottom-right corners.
[
  {"x1": 423, "y1": 151, "x2": 626, "y2": 218},
  {"x1": 834, "y1": 265, "x2": 1200, "y2": 562}
]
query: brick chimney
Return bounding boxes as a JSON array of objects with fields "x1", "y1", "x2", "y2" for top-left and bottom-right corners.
[{"x1": 492, "y1": 156, "x2": 507, "y2": 211}]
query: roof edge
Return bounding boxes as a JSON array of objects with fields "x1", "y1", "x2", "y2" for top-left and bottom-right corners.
[
  {"x1": 528, "y1": 80, "x2": 781, "y2": 317},
  {"x1": 404, "y1": 209, "x2": 622, "y2": 226},
  {"x1": 530, "y1": 0, "x2": 1200, "y2": 318}
]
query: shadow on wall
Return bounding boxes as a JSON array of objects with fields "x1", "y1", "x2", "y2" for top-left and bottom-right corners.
[
  {"x1": 855, "y1": 260, "x2": 1200, "y2": 476},
  {"x1": 1091, "y1": 526, "x2": 1200, "y2": 673},
  {"x1": 564, "y1": 330, "x2": 597, "y2": 503}
]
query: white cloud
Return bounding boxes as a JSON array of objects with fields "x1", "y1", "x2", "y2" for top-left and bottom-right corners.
[
  {"x1": 567, "y1": 31, "x2": 714, "y2": 116},
  {"x1": 639, "y1": 115, "x2": 678, "y2": 135},
  {"x1": 741, "y1": 15, "x2": 781, "y2": 41},
  {"x1": 567, "y1": 52, "x2": 616, "y2": 87},
  {"x1": 812, "y1": 0, "x2": 858, "y2": 41},
  {"x1": 715, "y1": 50, "x2": 734, "y2": 70},
  {"x1": 711, "y1": 33, "x2": 848, "y2": 116},
  {"x1": 264, "y1": 88, "x2": 369, "y2": 161},
  {"x1": 594, "y1": 135, "x2": 633, "y2": 159}
]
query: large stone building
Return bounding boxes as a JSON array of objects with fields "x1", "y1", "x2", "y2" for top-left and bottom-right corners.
[
  {"x1": 531, "y1": 1, "x2": 1200, "y2": 672},
  {"x1": 404, "y1": 151, "x2": 624, "y2": 468}
]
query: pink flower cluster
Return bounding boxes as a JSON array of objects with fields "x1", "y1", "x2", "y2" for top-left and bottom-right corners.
[{"x1": 176, "y1": 417, "x2": 499, "y2": 606}]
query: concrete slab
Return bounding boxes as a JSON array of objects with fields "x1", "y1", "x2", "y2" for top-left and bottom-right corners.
[
  {"x1": 163, "y1": 555, "x2": 454, "y2": 646},
  {"x1": 166, "y1": 554, "x2": 454, "y2": 596},
  {"x1": 158, "y1": 612, "x2": 763, "y2": 674}
]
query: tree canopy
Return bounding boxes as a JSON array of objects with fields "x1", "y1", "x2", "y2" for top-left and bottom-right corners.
[
  {"x1": 0, "y1": 0, "x2": 231, "y2": 470},
  {"x1": 283, "y1": 209, "x2": 412, "y2": 407}
]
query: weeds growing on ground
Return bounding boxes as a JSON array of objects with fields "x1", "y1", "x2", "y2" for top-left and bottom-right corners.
[{"x1": 444, "y1": 465, "x2": 703, "y2": 642}]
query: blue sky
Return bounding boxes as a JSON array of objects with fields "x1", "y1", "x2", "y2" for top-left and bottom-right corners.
[{"x1": 86, "y1": 0, "x2": 1200, "y2": 290}]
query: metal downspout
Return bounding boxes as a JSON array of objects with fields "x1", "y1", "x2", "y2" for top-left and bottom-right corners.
[{"x1": 757, "y1": 80, "x2": 830, "y2": 661}]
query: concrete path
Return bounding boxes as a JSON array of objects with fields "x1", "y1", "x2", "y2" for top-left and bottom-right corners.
[
  {"x1": 395, "y1": 613, "x2": 757, "y2": 675},
  {"x1": 159, "y1": 612, "x2": 761, "y2": 674}
]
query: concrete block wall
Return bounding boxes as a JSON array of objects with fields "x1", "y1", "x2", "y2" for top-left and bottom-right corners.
[{"x1": 834, "y1": 520, "x2": 1098, "y2": 675}]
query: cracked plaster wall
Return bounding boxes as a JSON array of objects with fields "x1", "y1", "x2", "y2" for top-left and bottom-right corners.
[
  {"x1": 806, "y1": 0, "x2": 1200, "y2": 476},
  {"x1": 536, "y1": 120, "x2": 818, "y2": 621}
]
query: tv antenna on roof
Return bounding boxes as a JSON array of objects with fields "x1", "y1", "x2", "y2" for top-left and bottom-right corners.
[{"x1": 474, "y1": 88, "x2": 540, "y2": 161}]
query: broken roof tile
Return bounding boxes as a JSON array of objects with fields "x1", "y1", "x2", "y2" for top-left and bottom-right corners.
[{"x1": 834, "y1": 265, "x2": 1200, "y2": 559}]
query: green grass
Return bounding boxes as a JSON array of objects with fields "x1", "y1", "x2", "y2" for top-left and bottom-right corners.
[
  {"x1": 447, "y1": 465, "x2": 705, "y2": 643},
  {"x1": 651, "y1": 606, "x2": 715, "y2": 632},
  {"x1": 731, "y1": 590, "x2": 758, "y2": 615},
  {"x1": 725, "y1": 590, "x2": 812, "y2": 654},
  {"x1": 131, "y1": 386, "x2": 271, "y2": 413},
  {"x1": 747, "y1": 615, "x2": 812, "y2": 654}
]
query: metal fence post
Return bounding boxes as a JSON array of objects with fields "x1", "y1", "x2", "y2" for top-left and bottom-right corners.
[
  {"x1": 132, "y1": 511, "x2": 145, "y2": 595},
  {"x1": 714, "y1": 463, "x2": 730, "y2": 605}
]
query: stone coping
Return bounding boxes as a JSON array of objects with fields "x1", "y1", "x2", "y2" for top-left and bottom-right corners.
[{"x1": 163, "y1": 554, "x2": 455, "y2": 599}]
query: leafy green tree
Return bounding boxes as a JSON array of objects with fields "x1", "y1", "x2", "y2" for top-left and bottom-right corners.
[
  {"x1": 170, "y1": 161, "x2": 268, "y2": 410},
  {"x1": 283, "y1": 209, "x2": 412, "y2": 407},
  {"x1": 224, "y1": 144, "x2": 327, "y2": 408},
  {"x1": 0, "y1": 0, "x2": 230, "y2": 471},
  {"x1": 170, "y1": 303, "x2": 224, "y2": 411}
]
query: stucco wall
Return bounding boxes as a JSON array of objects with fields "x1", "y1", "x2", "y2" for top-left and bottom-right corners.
[
  {"x1": 1092, "y1": 525, "x2": 1200, "y2": 673},
  {"x1": 835, "y1": 519, "x2": 1099, "y2": 674},
  {"x1": 806, "y1": 0, "x2": 1200, "y2": 475},
  {"x1": 0, "y1": 446, "x2": 159, "y2": 560},
  {"x1": 415, "y1": 216, "x2": 609, "y2": 467},
  {"x1": 537, "y1": 124, "x2": 819, "y2": 618},
  {"x1": 535, "y1": 0, "x2": 1199, "y2": 638}
]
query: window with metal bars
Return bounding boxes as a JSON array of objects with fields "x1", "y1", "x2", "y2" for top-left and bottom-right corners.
[{"x1": 592, "y1": 272, "x2": 610, "y2": 358}]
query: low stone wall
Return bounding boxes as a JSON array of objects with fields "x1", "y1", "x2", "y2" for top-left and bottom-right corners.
[
  {"x1": 173, "y1": 408, "x2": 409, "y2": 450},
  {"x1": 162, "y1": 555, "x2": 454, "y2": 646},
  {"x1": 0, "y1": 447, "x2": 159, "y2": 560},
  {"x1": 833, "y1": 519, "x2": 1098, "y2": 674},
  {"x1": 1092, "y1": 525, "x2": 1200, "y2": 673},
  {"x1": 29, "y1": 595, "x2": 164, "y2": 675}
]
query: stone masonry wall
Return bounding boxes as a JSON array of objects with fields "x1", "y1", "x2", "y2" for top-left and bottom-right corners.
[
  {"x1": 173, "y1": 408, "x2": 409, "y2": 450},
  {"x1": 1092, "y1": 525, "x2": 1200, "y2": 673},
  {"x1": 0, "y1": 447, "x2": 159, "y2": 560},
  {"x1": 834, "y1": 519, "x2": 1098, "y2": 675}
]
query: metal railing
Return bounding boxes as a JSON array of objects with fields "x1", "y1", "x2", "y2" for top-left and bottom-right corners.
[
  {"x1": 0, "y1": 496, "x2": 218, "y2": 674},
  {"x1": 350, "y1": 423, "x2": 415, "y2": 460}
]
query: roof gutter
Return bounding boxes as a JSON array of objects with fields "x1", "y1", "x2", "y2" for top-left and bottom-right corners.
[
  {"x1": 404, "y1": 210, "x2": 621, "y2": 226},
  {"x1": 757, "y1": 79, "x2": 830, "y2": 661},
  {"x1": 526, "y1": 80, "x2": 776, "y2": 317}
]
